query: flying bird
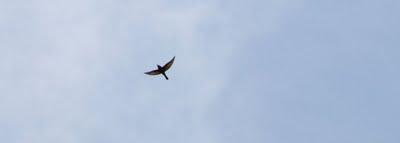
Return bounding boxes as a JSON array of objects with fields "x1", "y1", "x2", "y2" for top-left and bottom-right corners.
[{"x1": 144, "y1": 56, "x2": 175, "y2": 80}]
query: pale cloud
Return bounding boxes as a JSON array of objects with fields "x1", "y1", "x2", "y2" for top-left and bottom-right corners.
[{"x1": 0, "y1": 0, "x2": 242, "y2": 142}]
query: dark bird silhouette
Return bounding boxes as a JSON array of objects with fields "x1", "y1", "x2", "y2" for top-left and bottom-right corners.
[{"x1": 145, "y1": 56, "x2": 175, "y2": 80}]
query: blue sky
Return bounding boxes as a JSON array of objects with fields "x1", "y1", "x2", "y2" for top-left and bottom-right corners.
[{"x1": 1, "y1": 0, "x2": 399, "y2": 143}]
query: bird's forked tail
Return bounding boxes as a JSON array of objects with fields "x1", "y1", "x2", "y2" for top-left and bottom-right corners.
[{"x1": 162, "y1": 72, "x2": 169, "y2": 80}]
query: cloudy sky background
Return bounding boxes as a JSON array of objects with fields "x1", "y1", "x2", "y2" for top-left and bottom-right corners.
[{"x1": 1, "y1": 0, "x2": 399, "y2": 143}]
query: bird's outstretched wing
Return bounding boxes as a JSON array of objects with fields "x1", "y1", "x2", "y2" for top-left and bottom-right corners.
[
  {"x1": 145, "y1": 70, "x2": 162, "y2": 75},
  {"x1": 163, "y1": 56, "x2": 175, "y2": 71}
]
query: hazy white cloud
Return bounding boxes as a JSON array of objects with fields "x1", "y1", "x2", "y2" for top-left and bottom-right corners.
[{"x1": 0, "y1": 0, "x2": 248, "y2": 142}]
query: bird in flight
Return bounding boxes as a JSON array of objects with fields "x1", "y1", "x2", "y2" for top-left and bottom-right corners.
[{"x1": 144, "y1": 56, "x2": 175, "y2": 80}]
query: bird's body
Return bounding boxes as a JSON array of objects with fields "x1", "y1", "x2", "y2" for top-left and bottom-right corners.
[
  {"x1": 145, "y1": 56, "x2": 175, "y2": 80},
  {"x1": 157, "y1": 64, "x2": 169, "y2": 80}
]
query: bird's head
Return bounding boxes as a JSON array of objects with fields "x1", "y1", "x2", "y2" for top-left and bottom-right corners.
[{"x1": 157, "y1": 65, "x2": 162, "y2": 69}]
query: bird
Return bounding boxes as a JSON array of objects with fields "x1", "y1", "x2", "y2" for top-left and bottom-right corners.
[{"x1": 144, "y1": 56, "x2": 175, "y2": 80}]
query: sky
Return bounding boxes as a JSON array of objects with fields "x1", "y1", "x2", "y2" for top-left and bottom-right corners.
[{"x1": 0, "y1": 0, "x2": 399, "y2": 143}]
